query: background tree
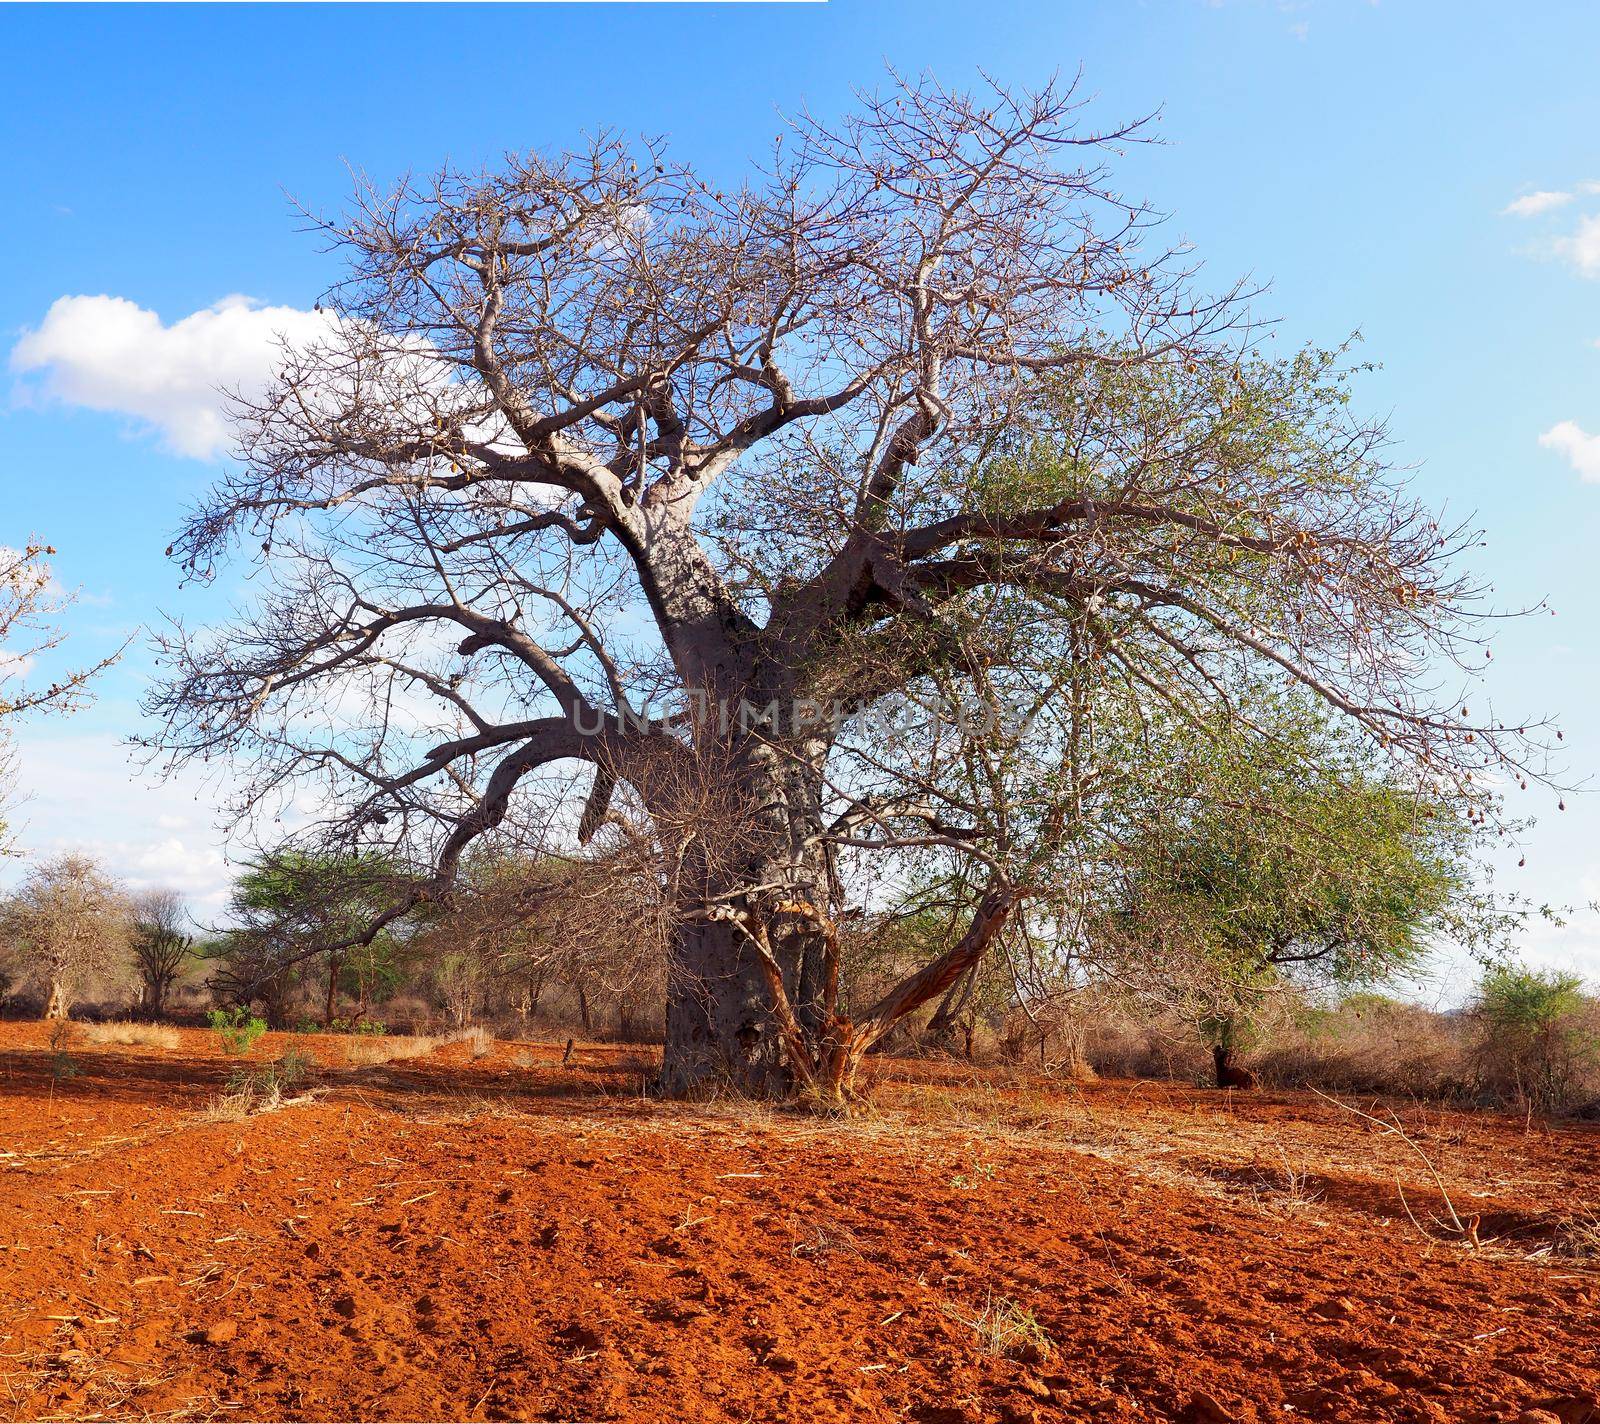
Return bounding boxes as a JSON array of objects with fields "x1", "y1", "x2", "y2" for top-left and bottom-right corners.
[
  {"x1": 1471, "y1": 964, "x2": 1596, "y2": 1113},
  {"x1": 208, "y1": 850, "x2": 406, "y2": 1026},
  {"x1": 129, "y1": 887, "x2": 192, "y2": 1018},
  {"x1": 413, "y1": 830, "x2": 669, "y2": 1031},
  {"x1": 1, "y1": 853, "x2": 127, "y2": 1019},
  {"x1": 1097, "y1": 695, "x2": 1507, "y2": 1086},
  {"x1": 145, "y1": 73, "x2": 1549, "y2": 1102}
]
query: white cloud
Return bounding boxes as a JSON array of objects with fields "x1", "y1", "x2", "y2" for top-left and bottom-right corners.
[
  {"x1": 0, "y1": 728, "x2": 238, "y2": 915},
  {"x1": 1552, "y1": 213, "x2": 1600, "y2": 278},
  {"x1": 1539, "y1": 420, "x2": 1600, "y2": 482},
  {"x1": 9, "y1": 294, "x2": 335, "y2": 459},
  {"x1": 1502, "y1": 189, "x2": 1574, "y2": 218}
]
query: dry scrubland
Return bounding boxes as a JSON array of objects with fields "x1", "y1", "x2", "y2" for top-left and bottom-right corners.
[{"x1": 3, "y1": 1022, "x2": 1600, "y2": 1423}]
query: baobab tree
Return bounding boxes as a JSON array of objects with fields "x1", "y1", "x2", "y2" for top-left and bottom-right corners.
[{"x1": 144, "y1": 73, "x2": 1548, "y2": 1103}]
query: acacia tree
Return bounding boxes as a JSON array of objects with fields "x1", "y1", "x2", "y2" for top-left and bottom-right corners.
[
  {"x1": 129, "y1": 888, "x2": 193, "y2": 1017},
  {"x1": 144, "y1": 74, "x2": 1547, "y2": 1102},
  {"x1": 2, "y1": 854, "x2": 127, "y2": 1019},
  {"x1": 209, "y1": 850, "x2": 404, "y2": 1026},
  {"x1": 1094, "y1": 695, "x2": 1508, "y2": 1086}
]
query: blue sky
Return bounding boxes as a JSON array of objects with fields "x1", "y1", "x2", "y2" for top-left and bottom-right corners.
[{"x1": 3, "y1": 0, "x2": 1599, "y2": 994}]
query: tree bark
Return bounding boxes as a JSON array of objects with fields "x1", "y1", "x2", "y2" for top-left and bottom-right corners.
[
  {"x1": 44, "y1": 976, "x2": 67, "y2": 1021},
  {"x1": 660, "y1": 914, "x2": 796, "y2": 1096},
  {"x1": 653, "y1": 731, "x2": 834, "y2": 1097}
]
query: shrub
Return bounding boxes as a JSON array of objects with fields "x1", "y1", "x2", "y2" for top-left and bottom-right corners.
[
  {"x1": 207, "y1": 1006, "x2": 267, "y2": 1056},
  {"x1": 940, "y1": 1293, "x2": 1053, "y2": 1361},
  {"x1": 220, "y1": 1048, "x2": 317, "y2": 1112},
  {"x1": 1471, "y1": 965, "x2": 1597, "y2": 1113},
  {"x1": 48, "y1": 1020, "x2": 79, "y2": 1084},
  {"x1": 1252, "y1": 996, "x2": 1472, "y2": 1097}
]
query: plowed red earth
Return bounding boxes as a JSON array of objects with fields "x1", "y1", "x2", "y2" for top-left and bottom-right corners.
[{"x1": 3, "y1": 1022, "x2": 1599, "y2": 1423}]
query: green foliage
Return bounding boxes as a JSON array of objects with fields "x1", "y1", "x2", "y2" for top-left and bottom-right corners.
[
  {"x1": 320, "y1": 1015, "x2": 388, "y2": 1035},
  {"x1": 1100, "y1": 687, "x2": 1506, "y2": 1066},
  {"x1": 207, "y1": 1005, "x2": 267, "y2": 1056},
  {"x1": 1476, "y1": 965, "x2": 1584, "y2": 1034},
  {"x1": 1471, "y1": 963, "x2": 1594, "y2": 1112},
  {"x1": 207, "y1": 848, "x2": 410, "y2": 1026}
]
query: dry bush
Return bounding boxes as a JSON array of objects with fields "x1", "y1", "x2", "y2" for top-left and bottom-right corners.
[
  {"x1": 1080, "y1": 990, "x2": 1485, "y2": 1101},
  {"x1": 81, "y1": 1021, "x2": 181, "y2": 1050},
  {"x1": 409, "y1": 834, "x2": 669, "y2": 1042},
  {"x1": 995, "y1": 1002, "x2": 1098, "y2": 1080},
  {"x1": 1251, "y1": 997, "x2": 1474, "y2": 1097},
  {"x1": 1552, "y1": 1205, "x2": 1600, "y2": 1260},
  {"x1": 1082, "y1": 999, "x2": 1212, "y2": 1083},
  {"x1": 378, "y1": 994, "x2": 437, "y2": 1035}
]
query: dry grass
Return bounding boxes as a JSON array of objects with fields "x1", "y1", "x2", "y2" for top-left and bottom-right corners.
[
  {"x1": 788, "y1": 1213, "x2": 865, "y2": 1261},
  {"x1": 81, "y1": 1022, "x2": 181, "y2": 1050},
  {"x1": 940, "y1": 1292, "x2": 1053, "y2": 1360},
  {"x1": 1552, "y1": 1204, "x2": 1600, "y2": 1260},
  {"x1": 1248, "y1": 1151, "x2": 1324, "y2": 1215},
  {"x1": 344, "y1": 1033, "x2": 450, "y2": 1067}
]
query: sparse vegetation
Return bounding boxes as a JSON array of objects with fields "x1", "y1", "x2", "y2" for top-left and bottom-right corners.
[
  {"x1": 207, "y1": 1005, "x2": 268, "y2": 1056},
  {"x1": 211, "y1": 1048, "x2": 318, "y2": 1117},
  {"x1": 941, "y1": 1293, "x2": 1054, "y2": 1361},
  {"x1": 1552, "y1": 1204, "x2": 1600, "y2": 1260},
  {"x1": 46, "y1": 1018, "x2": 78, "y2": 1084}
]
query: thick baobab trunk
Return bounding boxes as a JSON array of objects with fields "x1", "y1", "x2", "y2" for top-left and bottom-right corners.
[
  {"x1": 660, "y1": 914, "x2": 797, "y2": 1096},
  {"x1": 654, "y1": 735, "x2": 835, "y2": 1098}
]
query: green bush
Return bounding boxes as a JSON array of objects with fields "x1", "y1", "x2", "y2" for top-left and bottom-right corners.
[
  {"x1": 207, "y1": 1006, "x2": 267, "y2": 1056},
  {"x1": 1473, "y1": 965, "x2": 1596, "y2": 1113}
]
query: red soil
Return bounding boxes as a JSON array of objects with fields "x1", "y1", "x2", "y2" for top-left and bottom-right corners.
[{"x1": 2, "y1": 1020, "x2": 1598, "y2": 1423}]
